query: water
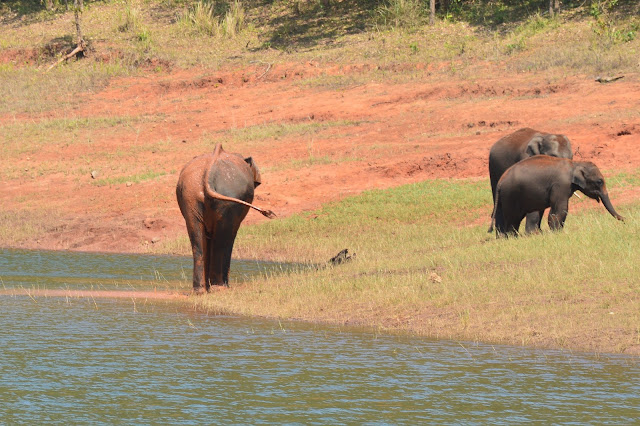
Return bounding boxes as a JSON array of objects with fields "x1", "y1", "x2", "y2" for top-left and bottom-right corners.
[{"x1": 0, "y1": 249, "x2": 639, "y2": 424}]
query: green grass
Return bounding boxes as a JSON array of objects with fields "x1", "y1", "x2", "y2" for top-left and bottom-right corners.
[
  {"x1": 0, "y1": 209, "x2": 61, "y2": 246},
  {"x1": 0, "y1": 116, "x2": 142, "y2": 154},
  {"x1": 2, "y1": 1, "x2": 639, "y2": 76},
  {"x1": 0, "y1": 64, "x2": 131, "y2": 115},
  {"x1": 218, "y1": 120, "x2": 363, "y2": 144},
  {"x1": 92, "y1": 170, "x2": 167, "y2": 186},
  {"x1": 187, "y1": 176, "x2": 639, "y2": 352}
]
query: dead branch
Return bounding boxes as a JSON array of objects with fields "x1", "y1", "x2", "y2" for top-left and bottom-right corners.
[
  {"x1": 45, "y1": 40, "x2": 85, "y2": 73},
  {"x1": 250, "y1": 60, "x2": 272, "y2": 80}
]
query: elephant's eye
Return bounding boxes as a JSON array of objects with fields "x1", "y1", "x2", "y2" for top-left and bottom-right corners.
[{"x1": 596, "y1": 179, "x2": 604, "y2": 186}]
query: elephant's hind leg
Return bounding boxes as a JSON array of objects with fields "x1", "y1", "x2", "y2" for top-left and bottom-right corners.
[
  {"x1": 503, "y1": 210, "x2": 525, "y2": 237},
  {"x1": 181, "y1": 204, "x2": 208, "y2": 294},
  {"x1": 493, "y1": 204, "x2": 507, "y2": 235}
]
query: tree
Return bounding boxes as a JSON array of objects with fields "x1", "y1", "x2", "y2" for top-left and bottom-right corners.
[
  {"x1": 46, "y1": 0, "x2": 86, "y2": 71},
  {"x1": 430, "y1": 0, "x2": 435, "y2": 25}
]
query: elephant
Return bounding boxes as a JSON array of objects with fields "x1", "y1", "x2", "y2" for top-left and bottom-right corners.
[
  {"x1": 488, "y1": 128, "x2": 573, "y2": 234},
  {"x1": 490, "y1": 155, "x2": 624, "y2": 237},
  {"x1": 176, "y1": 143, "x2": 275, "y2": 293}
]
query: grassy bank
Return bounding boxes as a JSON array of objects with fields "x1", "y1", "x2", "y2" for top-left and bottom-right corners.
[{"x1": 189, "y1": 176, "x2": 639, "y2": 354}]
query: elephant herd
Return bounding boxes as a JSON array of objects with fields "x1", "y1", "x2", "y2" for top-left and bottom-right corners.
[
  {"x1": 177, "y1": 128, "x2": 625, "y2": 293},
  {"x1": 488, "y1": 127, "x2": 624, "y2": 236}
]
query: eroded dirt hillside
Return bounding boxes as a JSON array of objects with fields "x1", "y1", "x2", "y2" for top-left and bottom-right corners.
[{"x1": 2, "y1": 62, "x2": 639, "y2": 253}]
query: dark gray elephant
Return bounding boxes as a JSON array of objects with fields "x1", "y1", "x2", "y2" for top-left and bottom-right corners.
[
  {"x1": 489, "y1": 128, "x2": 573, "y2": 233},
  {"x1": 490, "y1": 155, "x2": 624, "y2": 237},
  {"x1": 176, "y1": 144, "x2": 275, "y2": 293}
]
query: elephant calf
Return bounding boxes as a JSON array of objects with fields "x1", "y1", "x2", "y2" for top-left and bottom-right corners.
[
  {"x1": 490, "y1": 155, "x2": 624, "y2": 237},
  {"x1": 176, "y1": 144, "x2": 275, "y2": 294}
]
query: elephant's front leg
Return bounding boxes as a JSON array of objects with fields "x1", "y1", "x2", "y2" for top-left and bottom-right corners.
[
  {"x1": 206, "y1": 218, "x2": 238, "y2": 287},
  {"x1": 180, "y1": 204, "x2": 209, "y2": 294},
  {"x1": 548, "y1": 199, "x2": 569, "y2": 230},
  {"x1": 206, "y1": 206, "x2": 247, "y2": 287},
  {"x1": 207, "y1": 240, "x2": 233, "y2": 287}
]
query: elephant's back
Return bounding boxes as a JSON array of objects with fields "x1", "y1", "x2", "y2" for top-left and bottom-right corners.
[
  {"x1": 489, "y1": 128, "x2": 539, "y2": 175},
  {"x1": 517, "y1": 154, "x2": 572, "y2": 170},
  {"x1": 176, "y1": 154, "x2": 211, "y2": 193},
  {"x1": 491, "y1": 128, "x2": 539, "y2": 149}
]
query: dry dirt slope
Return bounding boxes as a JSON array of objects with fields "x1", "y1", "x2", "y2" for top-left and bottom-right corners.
[{"x1": 2, "y1": 62, "x2": 639, "y2": 253}]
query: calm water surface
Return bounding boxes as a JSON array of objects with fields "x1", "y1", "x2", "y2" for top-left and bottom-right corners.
[{"x1": 0, "y1": 249, "x2": 638, "y2": 424}]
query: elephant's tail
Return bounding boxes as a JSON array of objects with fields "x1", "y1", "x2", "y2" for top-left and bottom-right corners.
[
  {"x1": 204, "y1": 144, "x2": 276, "y2": 219},
  {"x1": 206, "y1": 188, "x2": 277, "y2": 219}
]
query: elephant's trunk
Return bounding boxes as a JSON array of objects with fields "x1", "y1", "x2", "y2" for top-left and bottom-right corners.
[{"x1": 600, "y1": 190, "x2": 624, "y2": 221}]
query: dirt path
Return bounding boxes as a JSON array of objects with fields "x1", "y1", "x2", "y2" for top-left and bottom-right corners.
[
  {"x1": 2, "y1": 63, "x2": 639, "y2": 253},
  {"x1": 0, "y1": 288, "x2": 189, "y2": 300}
]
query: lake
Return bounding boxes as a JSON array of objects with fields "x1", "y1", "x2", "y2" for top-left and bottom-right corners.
[{"x1": 0, "y1": 249, "x2": 638, "y2": 424}]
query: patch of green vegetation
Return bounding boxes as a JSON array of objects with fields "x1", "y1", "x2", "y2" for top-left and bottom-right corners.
[
  {"x1": 0, "y1": 115, "x2": 155, "y2": 159},
  {"x1": 220, "y1": 120, "x2": 362, "y2": 143},
  {"x1": 2, "y1": 0, "x2": 639, "y2": 77},
  {"x1": 375, "y1": 0, "x2": 426, "y2": 30},
  {"x1": 190, "y1": 176, "x2": 639, "y2": 352},
  {"x1": 606, "y1": 169, "x2": 640, "y2": 188},
  {"x1": 178, "y1": 0, "x2": 246, "y2": 37},
  {"x1": 92, "y1": 170, "x2": 167, "y2": 186},
  {"x1": 0, "y1": 208, "x2": 60, "y2": 246},
  {"x1": 286, "y1": 154, "x2": 362, "y2": 170},
  {"x1": 0, "y1": 65, "x2": 131, "y2": 115},
  {"x1": 505, "y1": 12, "x2": 558, "y2": 54}
]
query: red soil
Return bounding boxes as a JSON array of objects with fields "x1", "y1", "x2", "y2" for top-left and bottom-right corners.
[{"x1": 2, "y1": 62, "x2": 639, "y2": 254}]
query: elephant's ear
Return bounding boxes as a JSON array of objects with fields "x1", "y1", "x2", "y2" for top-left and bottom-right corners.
[
  {"x1": 571, "y1": 165, "x2": 587, "y2": 190},
  {"x1": 525, "y1": 135, "x2": 543, "y2": 156},
  {"x1": 245, "y1": 156, "x2": 262, "y2": 188}
]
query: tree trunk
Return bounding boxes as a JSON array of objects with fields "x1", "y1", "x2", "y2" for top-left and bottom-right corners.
[
  {"x1": 45, "y1": 0, "x2": 54, "y2": 10},
  {"x1": 430, "y1": 0, "x2": 435, "y2": 25},
  {"x1": 74, "y1": 0, "x2": 84, "y2": 45}
]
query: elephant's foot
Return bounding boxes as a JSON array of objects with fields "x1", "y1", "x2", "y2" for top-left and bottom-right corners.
[
  {"x1": 209, "y1": 282, "x2": 230, "y2": 289},
  {"x1": 192, "y1": 286, "x2": 208, "y2": 295}
]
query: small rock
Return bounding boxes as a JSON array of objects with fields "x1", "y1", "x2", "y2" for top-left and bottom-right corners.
[
  {"x1": 429, "y1": 272, "x2": 442, "y2": 283},
  {"x1": 91, "y1": 170, "x2": 99, "y2": 179},
  {"x1": 151, "y1": 237, "x2": 161, "y2": 244},
  {"x1": 126, "y1": 182, "x2": 133, "y2": 187}
]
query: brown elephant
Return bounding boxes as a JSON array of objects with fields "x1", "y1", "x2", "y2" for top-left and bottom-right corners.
[
  {"x1": 488, "y1": 128, "x2": 573, "y2": 234},
  {"x1": 176, "y1": 144, "x2": 275, "y2": 293},
  {"x1": 490, "y1": 155, "x2": 624, "y2": 237}
]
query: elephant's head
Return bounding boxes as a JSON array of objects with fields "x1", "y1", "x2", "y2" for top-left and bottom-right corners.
[
  {"x1": 244, "y1": 156, "x2": 262, "y2": 188},
  {"x1": 526, "y1": 133, "x2": 573, "y2": 159},
  {"x1": 571, "y1": 161, "x2": 624, "y2": 221}
]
